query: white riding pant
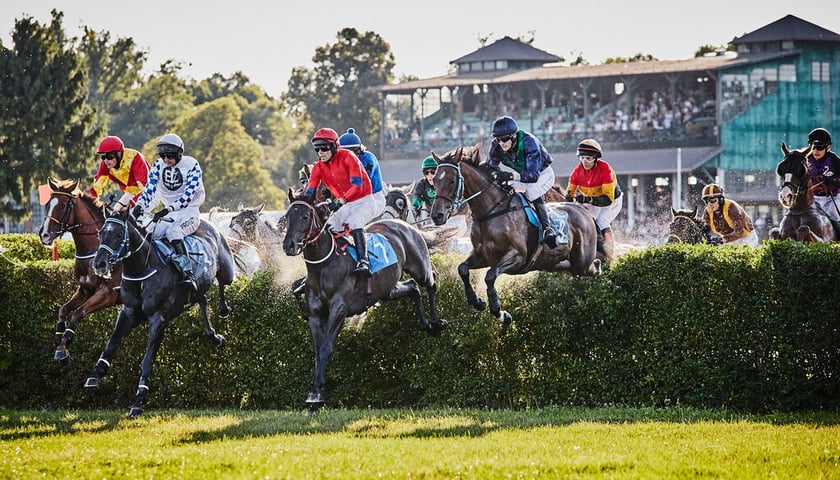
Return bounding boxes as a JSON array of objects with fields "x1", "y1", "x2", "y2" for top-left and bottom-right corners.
[
  {"x1": 728, "y1": 229, "x2": 759, "y2": 246},
  {"x1": 328, "y1": 194, "x2": 378, "y2": 232},
  {"x1": 152, "y1": 206, "x2": 200, "y2": 242},
  {"x1": 814, "y1": 194, "x2": 840, "y2": 222},
  {"x1": 499, "y1": 164, "x2": 555, "y2": 201},
  {"x1": 580, "y1": 195, "x2": 623, "y2": 232},
  {"x1": 372, "y1": 190, "x2": 386, "y2": 218}
]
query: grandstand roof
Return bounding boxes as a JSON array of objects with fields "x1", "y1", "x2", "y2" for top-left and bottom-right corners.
[
  {"x1": 450, "y1": 36, "x2": 561, "y2": 64},
  {"x1": 732, "y1": 14, "x2": 840, "y2": 44}
]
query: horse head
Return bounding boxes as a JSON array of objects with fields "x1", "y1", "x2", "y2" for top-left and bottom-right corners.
[
  {"x1": 667, "y1": 207, "x2": 723, "y2": 245},
  {"x1": 92, "y1": 209, "x2": 143, "y2": 278},
  {"x1": 429, "y1": 144, "x2": 494, "y2": 226},
  {"x1": 229, "y1": 202, "x2": 266, "y2": 242},
  {"x1": 382, "y1": 188, "x2": 410, "y2": 220},
  {"x1": 777, "y1": 142, "x2": 812, "y2": 209},
  {"x1": 39, "y1": 178, "x2": 104, "y2": 247},
  {"x1": 282, "y1": 188, "x2": 329, "y2": 257}
]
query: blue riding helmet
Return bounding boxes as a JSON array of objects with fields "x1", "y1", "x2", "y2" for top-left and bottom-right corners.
[{"x1": 492, "y1": 116, "x2": 519, "y2": 137}]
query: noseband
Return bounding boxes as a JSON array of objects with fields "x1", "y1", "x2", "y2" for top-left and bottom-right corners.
[{"x1": 288, "y1": 200, "x2": 334, "y2": 264}]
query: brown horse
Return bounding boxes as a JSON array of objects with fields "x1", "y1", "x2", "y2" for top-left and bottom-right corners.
[
  {"x1": 769, "y1": 142, "x2": 839, "y2": 243},
  {"x1": 282, "y1": 190, "x2": 447, "y2": 411},
  {"x1": 38, "y1": 178, "x2": 119, "y2": 363},
  {"x1": 429, "y1": 145, "x2": 600, "y2": 325},
  {"x1": 667, "y1": 207, "x2": 723, "y2": 245}
]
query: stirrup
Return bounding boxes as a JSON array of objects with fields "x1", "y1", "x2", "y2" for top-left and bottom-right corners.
[
  {"x1": 542, "y1": 229, "x2": 558, "y2": 249},
  {"x1": 181, "y1": 273, "x2": 197, "y2": 291},
  {"x1": 353, "y1": 259, "x2": 372, "y2": 276}
]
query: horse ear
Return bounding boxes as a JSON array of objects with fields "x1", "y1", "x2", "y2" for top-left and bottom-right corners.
[
  {"x1": 48, "y1": 177, "x2": 58, "y2": 191},
  {"x1": 288, "y1": 188, "x2": 296, "y2": 201},
  {"x1": 781, "y1": 142, "x2": 789, "y2": 156},
  {"x1": 237, "y1": 202, "x2": 244, "y2": 212},
  {"x1": 692, "y1": 206, "x2": 698, "y2": 217},
  {"x1": 70, "y1": 179, "x2": 79, "y2": 191},
  {"x1": 255, "y1": 203, "x2": 265, "y2": 214},
  {"x1": 671, "y1": 207, "x2": 678, "y2": 217}
]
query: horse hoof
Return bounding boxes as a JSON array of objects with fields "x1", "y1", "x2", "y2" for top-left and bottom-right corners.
[
  {"x1": 128, "y1": 406, "x2": 144, "y2": 418},
  {"x1": 84, "y1": 377, "x2": 99, "y2": 388},
  {"x1": 214, "y1": 334, "x2": 226, "y2": 348},
  {"x1": 498, "y1": 311, "x2": 512, "y2": 326},
  {"x1": 219, "y1": 304, "x2": 230, "y2": 319},
  {"x1": 307, "y1": 403, "x2": 323, "y2": 415},
  {"x1": 473, "y1": 299, "x2": 487, "y2": 312},
  {"x1": 54, "y1": 349, "x2": 69, "y2": 362}
]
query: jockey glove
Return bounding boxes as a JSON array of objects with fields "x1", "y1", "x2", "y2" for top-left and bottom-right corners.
[
  {"x1": 327, "y1": 198, "x2": 343, "y2": 212},
  {"x1": 575, "y1": 193, "x2": 592, "y2": 204},
  {"x1": 490, "y1": 169, "x2": 514, "y2": 184},
  {"x1": 152, "y1": 208, "x2": 171, "y2": 222},
  {"x1": 132, "y1": 205, "x2": 143, "y2": 218}
]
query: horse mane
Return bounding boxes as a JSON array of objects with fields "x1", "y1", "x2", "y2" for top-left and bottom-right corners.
[{"x1": 50, "y1": 177, "x2": 103, "y2": 208}]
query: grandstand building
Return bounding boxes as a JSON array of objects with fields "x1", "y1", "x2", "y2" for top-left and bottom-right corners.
[{"x1": 374, "y1": 15, "x2": 840, "y2": 240}]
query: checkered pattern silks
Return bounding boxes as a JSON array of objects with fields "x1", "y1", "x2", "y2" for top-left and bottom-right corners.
[{"x1": 136, "y1": 155, "x2": 205, "y2": 212}]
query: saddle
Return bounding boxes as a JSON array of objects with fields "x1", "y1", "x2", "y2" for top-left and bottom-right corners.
[{"x1": 332, "y1": 231, "x2": 398, "y2": 274}]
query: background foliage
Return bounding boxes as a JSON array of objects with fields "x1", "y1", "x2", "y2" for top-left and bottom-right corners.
[{"x1": 1, "y1": 234, "x2": 837, "y2": 413}]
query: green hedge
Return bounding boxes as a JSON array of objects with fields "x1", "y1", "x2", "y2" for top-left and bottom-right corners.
[{"x1": 0, "y1": 234, "x2": 837, "y2": 412}]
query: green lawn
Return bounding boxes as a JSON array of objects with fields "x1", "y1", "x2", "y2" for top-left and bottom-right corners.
[{"x1": 1, "y1": 408, "x2": 838, "y2": 479}]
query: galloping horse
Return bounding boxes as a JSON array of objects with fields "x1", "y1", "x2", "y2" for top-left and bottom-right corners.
[
  {"x1": 282, "y1": 190, "x2": 447, "y2": 410},
  {"x1": 769, "y1": 142, "x2": 839, "y2": 243},
  {"x1": 667, "y1": 207, "x2": 723, "y2": 245},
  {"x1": 86, "y1": 210, "x2": 235, "y2": 417},
  {"x1": 38, "y1": 178, "x2": 119, "y2": 362},
  {"x1": 429, "y1": 145, "x2": 600, "y2": 325}
]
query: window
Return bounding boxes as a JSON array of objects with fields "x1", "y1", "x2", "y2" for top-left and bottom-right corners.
[
  {"x1": 483, "y1": 61, "x2": 495, "y2": 71},
  {"x1": 811, "y1": 62, "x2": 830, "y2": 82},
  {"x1": 471, "y1": 61, "x2": 483, "y2": 72},
  {"x1": 495, "y1": 60, "x2": 508, "y2": 70},
  {"x1": 779, "y1": 64, "x2": 796, "y2": 82}
]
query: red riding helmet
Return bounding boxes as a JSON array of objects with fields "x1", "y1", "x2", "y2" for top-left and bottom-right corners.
[
  {"x1": 311, "y1": 128, "x2": 339, "y2": 145},
  {"x1": 97, "y1": 136, "x2": 125, "y2": 154}
]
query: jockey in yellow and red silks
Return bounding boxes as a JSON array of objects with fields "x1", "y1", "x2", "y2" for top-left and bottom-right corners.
[{"x1": 89, "y1": 135, "x2": 150, "y2": 212}]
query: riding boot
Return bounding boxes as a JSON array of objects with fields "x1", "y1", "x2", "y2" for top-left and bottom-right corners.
[
  {"x1": 171, "y1": 239, "x2": 197, "y2": 291},
  {"x1": 533, "y1": 197, "x2": 557, "y2": 248},
  {"x1": 351, "y1": 228, "x2": 372, "y2": 276},
  {"x1": 601, "y1": 228, "x2": 616, "y2": 262}
]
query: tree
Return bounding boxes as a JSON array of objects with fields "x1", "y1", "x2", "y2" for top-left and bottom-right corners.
[
  {"x1": 283, "y1": 28, "x2": 395, "y2": 146},
  {"x1": 108, "y1": 62, "x2": 194, "y2": 150},
  {"x1": 0, "y1": 10, "x2": 98, "y2": 220},
  {"x1": 605, "y1": 53, "x2": 658, "y2": 64},
  {"x1": 159, "y1": 97, "x2": 286, "y2": 210}
]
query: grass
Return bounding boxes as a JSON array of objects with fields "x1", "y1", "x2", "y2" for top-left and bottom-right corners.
[{"x1": 1, "y1": 407, "x2": 838, "y2": 479}]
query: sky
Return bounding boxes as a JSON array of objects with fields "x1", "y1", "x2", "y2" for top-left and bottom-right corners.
[{"x1": 2, "y1": 1, "x2": 839, "y2": 99}]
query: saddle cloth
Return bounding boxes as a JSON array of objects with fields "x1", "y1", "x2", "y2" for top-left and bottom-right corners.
[
  {"x1": 345, "y1": 232, "x2": 398, "y2": 273},
  {"x1": 153, "y1": 236, "x2": 206, "y2": 274},
  {"x1": 518, "y1": 194, "x2": 570, "y2": 245}
]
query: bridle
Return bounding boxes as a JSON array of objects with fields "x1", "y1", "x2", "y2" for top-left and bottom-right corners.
[
  {"x1": 288, "y1": 200, "x2": 334, "y2": 264},
  {"x1": 668, "y1": 215, "x2": 703, "y2": 244},
  {"x1": 43, "y1": 191, "x2": 105, "y2": 259},
  {"x1": 96, "y1": 215, "x2": 149, "y2": 266}
]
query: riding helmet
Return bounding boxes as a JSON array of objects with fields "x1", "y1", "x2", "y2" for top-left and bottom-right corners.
[
  {"x1": 577, "y1": 139, "x2": 603, "y2": 159},
  {"x1": 338, "y1": 128, "x2": 362, "y2": 149},
  {"x1": 421, "y1": 156, "x2": 437, "y2": 171},
  {"x1": 156, "y1": 133, "x2": 184, "y2": 162},
  {"x1": 97, "y1": 136, "x2": 125, "y2": 154},
  {"x1": 491, "y1": 116, "x2": 519, "y2": 137},
  {"x1": 311, "y1": 127, "x2": 339, "y2": 154},
  {"x1": 701, "y1": 183, "x2": 724, "y2": 199},
  {"x1": 808, "y1": 128, "x2": 832, "y2": 148}
]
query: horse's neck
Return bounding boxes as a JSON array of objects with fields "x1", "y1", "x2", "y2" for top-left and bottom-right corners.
[
  {"x1": 123, "y1": 227, "x2": 158, "y2": 275},
  {"x1": 790, "y1": 187, "x2": 816, "y2": 212},
  {"x1": 257, "y1": 218, "x2": 281, "y2": 242},
  {"x1": 71, "y1": 200, "x2": 104, "y2": 253},
  {"x1": 460, "y1": 163, "x2": 509, "y2": 214},
  {"x1": 303, "y1": 222, "x2": 339, "y2": 267}
]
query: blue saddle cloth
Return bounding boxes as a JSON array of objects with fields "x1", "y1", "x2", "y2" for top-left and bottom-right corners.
[
  {"x1": 346, "y1": 232, "x2": 398, "y2": 273},
  {"x1": 153, "y1": 236, "x2": 208, "y2": 275},
  {"x1": 518, "y1": 193, "x2": 569, "y2": 245}
]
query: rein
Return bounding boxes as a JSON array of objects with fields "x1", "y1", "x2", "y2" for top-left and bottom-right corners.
[
  {"x1": 289, "y1": 200, "x2": 335, "y2": 265},
  {"x1": 436, "y1": 160, "x2": 511, "y2": 221},
  {"x1": 44, "y1": 192, "x2": 104, "y2": 237}
]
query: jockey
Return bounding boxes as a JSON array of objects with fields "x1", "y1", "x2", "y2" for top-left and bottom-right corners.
[
  {"x1": 132, "y1": 133, "x2": 205, "y2": 290},
  {"x1": 565, "y1": 139, "x2": 623, "y2": 260},
  {"x1": 412, "y1": 156, "x2": 438, "y2": 222},
  {"x1": 339, "y1": 128, "x2": 386, "y2": 218},
  {"x1": 304, "y1": 127, "x2": 377, "y2": 276},
  {"x1": 699, "y1": 183, "x2": 758, "y2": 246},
  {"x1": 805, "y1": 127, "x2": 840, "y2": 223},
  {"x1": 89, "y1": 136, "x2": 150, "y2": 212},
  {"x1": 487, "y1": 115, "x2": 558, "y2": 248}
]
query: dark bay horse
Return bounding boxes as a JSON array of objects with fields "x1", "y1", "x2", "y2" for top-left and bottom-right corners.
[
  {"x1": 429, "y1": 145, "x2": 600, "y2": 325},
  {"x1": 282, "y1": 190, "x2": 447, "y2": 410},
  {"x1": 38, "y1": 178, "x2": 119, "y2": 362},
  {"x1": 667, "y1": 207, "x2": 723, "y2": 245},
  {"x1": 87, "y1": 210, "x2": 235, "y2": 417},
  {"x1": 769, "y1": 142, "x2": 839, "y2": 243}
]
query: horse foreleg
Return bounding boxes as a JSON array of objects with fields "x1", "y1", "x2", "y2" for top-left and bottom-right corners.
[
  {"x1": 217, "y1": 283, "x2": 230, "y2": 319},
  {"x1": 484, "y1": 265, "x2": 512, "y2": 326},
  {"x1": 197, "y1": 294, "x2": 225, "y2": 348},
  {"x1": 129, "y1": 315, "x2": 169, "y2": 418},
  {"x1": 85, "y1": 308, "x2": 141, "y2": 388},
  {"x1": 458, "y1": 256, "x2": 486, "y2": 312},
  {"x1": 307, "y1": 301, "x2": 347, "y2": 410},
  {"x1": 387, "y1": 279, "x2": 443, "y2": 337},
  {"x1": 55, "y1": 286, "x2": 121, "y2": 363}
]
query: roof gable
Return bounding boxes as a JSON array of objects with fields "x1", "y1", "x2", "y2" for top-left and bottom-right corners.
[
  {"x1": 450, "y1": 36, "x2": 561, "y2": 65},
  {"x1": 733, "y1": 14, "x2": 840, "y2": 44}
]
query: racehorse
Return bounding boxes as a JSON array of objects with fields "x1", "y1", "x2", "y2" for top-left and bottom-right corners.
[
  {"x1": 86, "y1": 209, "x2": 235, "y2": 417},
  {"x1": 282, "y1": 190, "x2": 447, "y2": 411},
  {"x1": 228, "y1": 202, "x2": 284, "y2": 245},
  {"x1": 429, "y1": 145, "x2": 600, "y2": 325},
  {"x1": 38, "y1": 178, "x2": 119, "y2": 363},
  {"x1": 667, "y1": 207, "x2": 723, "y2": 245},
  {"x1": 769, "y1": 142, "x2": 839, "y2": 243}
]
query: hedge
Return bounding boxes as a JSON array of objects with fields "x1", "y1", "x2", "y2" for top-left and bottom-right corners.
[{"x1": 0, "y1": 233, "x2": 837, "y2": 412}]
